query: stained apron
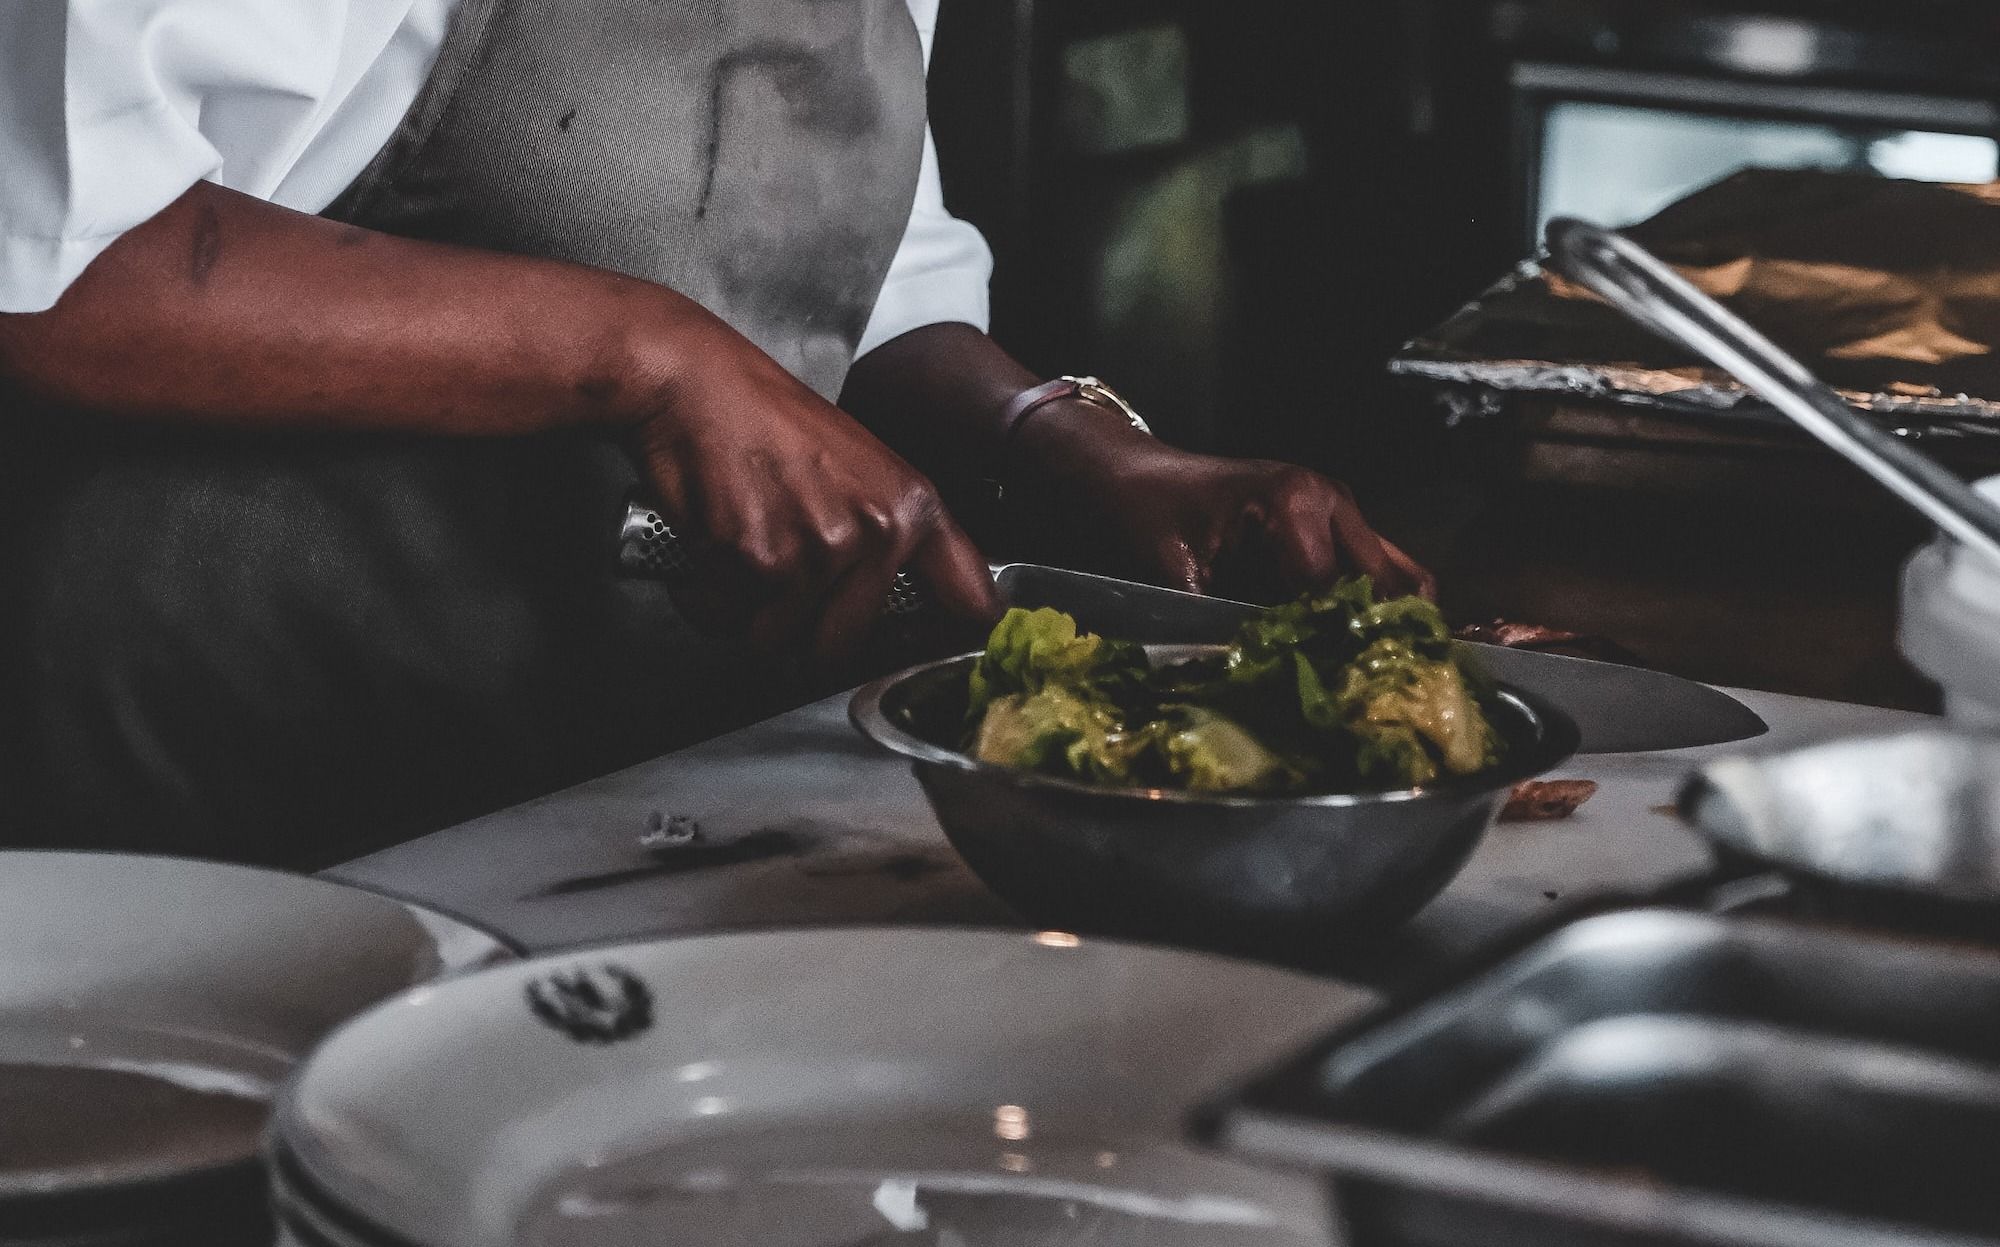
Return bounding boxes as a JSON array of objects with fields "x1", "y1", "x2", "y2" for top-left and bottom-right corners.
[{"x1": 0, "y1": 0, "x2": 926, "y2": 865}]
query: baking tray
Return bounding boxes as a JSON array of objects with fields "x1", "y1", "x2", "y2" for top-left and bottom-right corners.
[
  {"x1": 1208, "y1": 909, "x2": 2000, "y2": 1247},
  {"x1": 1392, "y1": 169, "x2": 2000, "y2": 444}
]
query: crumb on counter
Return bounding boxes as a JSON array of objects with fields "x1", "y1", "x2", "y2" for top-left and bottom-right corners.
[{"x1": 1502, "y1": 779, "x2": 1599, "y2": 822}]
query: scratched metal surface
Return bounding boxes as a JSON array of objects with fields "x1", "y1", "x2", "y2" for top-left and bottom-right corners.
[{"x1": 325, "y1": 682, "x2": 1931, "y2": 991}]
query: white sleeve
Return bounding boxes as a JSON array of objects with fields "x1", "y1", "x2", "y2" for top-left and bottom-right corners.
[
  {"x1": 0, "y1": 0, "x2": 410, "y2": 314},
  {"x1": 855, "y1": 1, "x2": 996, "y2": 358}
]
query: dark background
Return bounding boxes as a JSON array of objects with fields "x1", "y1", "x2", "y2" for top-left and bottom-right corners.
[{"x1": 922, "y1": 0, "x2": 2000, "y2": 708}]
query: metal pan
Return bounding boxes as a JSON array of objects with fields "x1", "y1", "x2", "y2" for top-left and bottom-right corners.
[{"x1": 1211, "y1": 908, "x2": 2000, "y2": 1247}]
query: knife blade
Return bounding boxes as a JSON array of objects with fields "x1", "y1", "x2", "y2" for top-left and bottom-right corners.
[
  {"x1": 991, "y1": 563, "x2": 1767, "y2": 756},
  {"x1": 613, "y1": 499, "x2": 1766, "y2": 754}
]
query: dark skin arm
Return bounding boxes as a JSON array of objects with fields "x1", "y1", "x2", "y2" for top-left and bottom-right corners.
[
  {"x1": 0, "y1": 181, "x2": 997, "y2": 659},
  {"x1": 841, "y1": 322, "x2": 1435, "y2": 601}
]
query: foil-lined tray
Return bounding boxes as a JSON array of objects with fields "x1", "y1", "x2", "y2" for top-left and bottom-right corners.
[{"x1": 1394, "y1": 169, "x2": 2000, "y2": 441}]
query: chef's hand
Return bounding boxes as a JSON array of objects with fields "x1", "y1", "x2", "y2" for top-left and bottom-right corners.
[
  {"x1": 836, "y1": 326, "x2": 1431, "y2": 606},
  {"x1": 0, "y1": 184, "x2": 996, "y2": 666},
  {"x1": 631, "y1": 316, "x2": 998, "y2": 662},
  {"x1": 1015, "y1": 410, "x2": 1436, "y2": 602}
]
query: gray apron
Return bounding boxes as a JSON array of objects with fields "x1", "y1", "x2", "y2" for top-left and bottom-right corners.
[{"x1": 0, "y1": 0, "x2": 926, "y2": 865}]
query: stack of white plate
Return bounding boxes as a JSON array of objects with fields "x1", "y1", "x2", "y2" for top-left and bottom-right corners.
[
  {"x1": 266, "y1": 926, "x2": 1376, "y2": 1247},
  {"x1": 0, "y1": 852, "x2": 513, "y2": 1247}
]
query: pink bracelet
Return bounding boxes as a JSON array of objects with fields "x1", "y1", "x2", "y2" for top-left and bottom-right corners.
[
  {"x1": 997, "y1": 378, "x2": 1082, "y2": 441},
  {"x1": 996, "y1": 375, "x2": 1152, "y2": 442}
]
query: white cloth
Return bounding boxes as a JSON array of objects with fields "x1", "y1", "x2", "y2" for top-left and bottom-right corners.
[{"x1": 0, "y1": 0, "x2": 992, "y2": 354}]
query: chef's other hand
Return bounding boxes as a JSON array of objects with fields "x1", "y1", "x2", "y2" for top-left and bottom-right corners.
[
  {"x1": 631, "y1": 316, "x2": 998, "y2": 662},
  {"x1": 1024, "y1": 430, "x2": 1435, "y2": 603}
]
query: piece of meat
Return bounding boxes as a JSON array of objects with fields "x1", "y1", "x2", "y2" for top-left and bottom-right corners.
[
  {"x1": 1454, "y1": 620, "x2": 1645, "y2": 667},
  {"x1": 1456, "y1": 620, "x2": 1580, "y2": 648},
  {"x1": 1501, "y1": 779, "x2": 1599, "y2": 822}
]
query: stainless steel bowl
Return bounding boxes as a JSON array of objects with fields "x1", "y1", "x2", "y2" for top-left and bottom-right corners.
[{"x1": 850, "y1": 645, "x2": 1580, "y2": 955}]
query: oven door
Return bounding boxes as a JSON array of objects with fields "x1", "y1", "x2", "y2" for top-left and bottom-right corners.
[{"x1": 1512, "y1": 61, "x2": 2000, "y2": 244}]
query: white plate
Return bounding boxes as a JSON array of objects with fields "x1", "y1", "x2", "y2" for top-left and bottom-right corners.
[
  {"x1": 0, "y1": 851, "x2": 513, "y2": 1204},
  {"x1": 270, "y1": 1142, "x2": 393, "y2": 1247},
  {"x1": 276, "y1": 927, "x2": 1376, "y2": 1247}
]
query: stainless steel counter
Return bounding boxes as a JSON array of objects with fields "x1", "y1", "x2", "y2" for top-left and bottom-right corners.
[{"x1": 328, "y1": 683, "x2": 1930, "y2": 989}]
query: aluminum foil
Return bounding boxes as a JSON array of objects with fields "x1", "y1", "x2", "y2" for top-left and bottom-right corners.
[{"x1": 1394, "y1": 169, "x2": 2000, "y2": 440}]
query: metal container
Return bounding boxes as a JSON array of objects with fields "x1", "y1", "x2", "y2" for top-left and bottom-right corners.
[
  {"x1": 1213, "y1": 909, "x2": 2000, "y2": 1247},
  {"x1": 1443, "y1": 1016, "x2": 2000, "y2": 1243},
  {"x1": 848, "y1": 646, "x2": 1578, "y2": 956}
]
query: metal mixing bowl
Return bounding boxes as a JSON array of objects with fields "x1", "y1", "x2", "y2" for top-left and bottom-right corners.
[{"x1": 850, "y1": 646, "x2": 1580, "y2": 956}]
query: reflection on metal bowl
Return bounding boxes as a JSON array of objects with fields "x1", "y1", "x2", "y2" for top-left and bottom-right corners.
[{"x1": 849, "y1": 646, "x2": 1580, "y2": 957}]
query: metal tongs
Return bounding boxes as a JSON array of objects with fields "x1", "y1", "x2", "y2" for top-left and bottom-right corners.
[{"x1": 1546, "y1": 217, "x2": 2000, "y2": 571}]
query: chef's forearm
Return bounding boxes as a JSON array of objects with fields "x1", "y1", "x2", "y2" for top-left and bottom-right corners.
[
  {"x1": 840, "y1": 322, "x2": 1155, "y2": 497},
  {"x1": 0, "y1": 181, "x2": 709, "y2": 436}
]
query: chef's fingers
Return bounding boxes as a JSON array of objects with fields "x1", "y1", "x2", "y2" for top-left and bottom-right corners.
[
  {"x1": 632, "y1": 458, "x2": 757, "y2": 636},
  {"x1": 811, "y1": 558, "x2": 901, "y2": 666},
  {"x1": 716, "y1": 489, "x2": 844, "y2": 653},
  {"x1": 1152, "y1": 534, "x2": 1206, "y2": 594},
  {"x1": 1381, "y1": 535, "x2": 1438, "y2": 601},
  {"x1": 807, "y1": 496, "x2": 910, "y2": 664},
  {"x1": 762, "y1": 528, "x2": 919, "y2": 658},
  {"x1": 1322, "y1": 487, "x2": 1406, "y2": 593},
  {"x1": 909, "y1": 512, "x2": 1002, "y2": 624},
  {"x1": 1266, "y1": 476, "x2": 1342, "y2": 592},
  {"x1": 812, "y1": 488, "x2": 994, "y2": 665},
  {"x1": 633, "y1": 417, "x2": 697, "y2": 523}
]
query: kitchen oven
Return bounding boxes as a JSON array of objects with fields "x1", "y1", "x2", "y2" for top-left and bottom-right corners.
[{"x1": 1492, "y1": 1, "x2": 2000, "y2": 242}]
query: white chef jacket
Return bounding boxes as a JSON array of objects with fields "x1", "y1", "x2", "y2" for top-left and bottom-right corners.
[{"x1": 0, "y1": 0, "x2": 992, "y2": 357}]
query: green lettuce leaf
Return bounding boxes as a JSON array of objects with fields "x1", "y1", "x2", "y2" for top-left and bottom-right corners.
[
  {"x1": 961, "y1": 580, "x2": 1502, "y2": 795},
  {"x1": 967, "y1": 607, "x2": 1147, "y2": 721},
  {"x1": 1336, "y1": 637, "x2": 1497, "y2": 784},
  {"x1": 972, "y1": 686, "x2": 1143, "y2": 783},
  {"x1": 1156, "y1": 706, "x2": 1303, "y2": 793}
]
